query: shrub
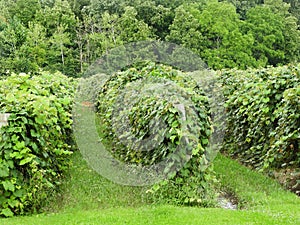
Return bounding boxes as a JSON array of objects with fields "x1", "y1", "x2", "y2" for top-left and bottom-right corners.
[
  {"x1": 221, "y1": 64, "x2": 300, "y2": 170},
  {"x1": 0, "y1": 71, "x2": 76, "y2": 217},
  {"x1": 96, "y1": 63, "x2": 217, "y2": 205}
]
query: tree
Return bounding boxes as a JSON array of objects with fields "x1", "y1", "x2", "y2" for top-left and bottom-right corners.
[
  {"x1": 93, "y1": 12, "x2": 122, "y2": 56},
  {"x1": 16, "y1": 22, "x2": 48, "y2": 72},
  {"x1": 152, "y1": 0, "x2": 209, "y2": 9},
  {"x1": 0, "y1": 0, "x2": 13, "y2": 23},
  {"x1": 200, "y1": 1, "x2": 258, "y2": 69},
  {"x1": 50, "y1": 25, "x2": 71, "y2": 70},
  {"x1": 67, "y1": 0, "x2": 91, "y2": 19},
  {"x1": 243, "y1": 1, "x2": 300, "y2": 66},
  {"x1": 220, "y1": 0, "x2": 264, "y2": 19},
  {"x1": 9, "y1": 0, "x2": 41, "y2": 27},
  {"x1": 264, "y1": 0, "x2": 300, "y2": 63},
  {"x1": 75, "y1": 17, "x2": 88, "y2": 73},
  {"x1": 282, "y1": 16, "x2": 300, "y2": 63},
  {"x1": 36, "y1": 0, "x2": 79, "y2": 75},
  {"x1": 118, "y1": 6, "x2": 154, "y2": 42},
  {"x1": 167, "y1": 3, "x2": 206, "y2": 52},
  {"x1": 283, "y1": 0, "x2": 300, "y2": 25},
  {"x1": 88, "y1": 0, "x2": 125, "y2": 16},
  {"x1": 37, "y1": 0, "x2": 77, "y2": 37},
  {"x1": 168, "y1": 1, "x2": 258, "y2": 69},
  {"x1": 132, "y1": 0, "x2": 173, "y2": 40},
  {"x1": 0, "y1": 17, "x2": 28, "y2": 75},
  {"x1": 243, "y1": 6, "x2": 285, "y2": 66}
]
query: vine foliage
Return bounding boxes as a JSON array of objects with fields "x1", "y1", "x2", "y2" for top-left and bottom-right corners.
[
  {"x1": 0, "y1": 71, "x2": 76, "y2": 217},
  {"x1": 97, "y1": 63, "x2": 217, "y2": 205},
  {"x1": 221, "y1": 64, "x2": 300, "y2": 170}
]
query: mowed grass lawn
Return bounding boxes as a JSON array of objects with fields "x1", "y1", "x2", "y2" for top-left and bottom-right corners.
[
  {"x1": 2, "y1": 206, "x2": 296, "y2": 225},
  {"x1": 1, "y1": 152, "x2": 299, "y2": 225}
]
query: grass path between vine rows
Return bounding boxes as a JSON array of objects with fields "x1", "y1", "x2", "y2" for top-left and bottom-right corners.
[{"x1": 1, "y1": 152, "x2": 299, "y2": 225}]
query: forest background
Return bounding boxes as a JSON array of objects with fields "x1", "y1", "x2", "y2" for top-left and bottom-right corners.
[{"x1": 0, "y1": 0, "x2": 299, "y2": 77}]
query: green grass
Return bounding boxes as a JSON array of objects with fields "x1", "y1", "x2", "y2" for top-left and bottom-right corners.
[
  {"x1": 214, "y1": 154, "x2": 300, "y2": 223},
  {"x1": 42, "y1": 151, "x2": 151, "y2": 212},
  {"x1": 2, "y1": 206, "x2": 296, "y2": 225},
  {"x1": 1, "y1": 152, "x2": 299, "y2": 225}
]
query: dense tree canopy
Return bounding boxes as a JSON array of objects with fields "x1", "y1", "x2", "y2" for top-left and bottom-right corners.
[{"x1": 0, "y1": 0, "x2": 299, "y2": 76}]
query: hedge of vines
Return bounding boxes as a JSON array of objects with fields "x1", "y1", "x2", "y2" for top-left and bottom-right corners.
[
  {"x1": 97, "y1": 63, "x2": 217, "y2": 205},
  {"x1": 0, "y1": 72, "x2": 76, "y2": 217},
  {"x1": 221, "y1": 64, "x2": 300, "y2": 171}
]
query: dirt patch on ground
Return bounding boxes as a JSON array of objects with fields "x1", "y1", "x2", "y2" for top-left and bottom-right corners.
[
  {"x1": 270, "y1": 168, "x2": 300, "y2": 196},
  {"x1": 217, "y1": 191, "x2": 239, "y2": 210}
]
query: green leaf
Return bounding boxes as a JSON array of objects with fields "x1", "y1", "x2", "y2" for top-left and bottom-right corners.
[
  {"x1": 0, "y1": 167, "x2": 9, "y2": 177},
  {"x1": 201, "y1": 138, "x2": 209, "y2": 145},
  {"x1": 2, "y1": 180, "x2": 15, "y2": 192},
  {"x1": 1, "y1": 208, "x2": 14, "y2": 217},
  {"x1": 192, "y1": 148, "x2": 199, "y2": 155},
  {"x1": 262, "y1": 107, "x2": 269, "y2": 113},
  {"x1": 35, "y1": 116, "x2": 44, "y2": 124},
  {"x1": 14, "y1": 141, "x2": 25, "y2": 150},
  {"x1": 262, "y1": 97, "x2": 270, "y2": 103},
  {"x1": 170, "y1": 135, "x2": 177, "y2": 143},
  {"x1": 168, "y1": 107, "x2": 177, "y2": 114},
  {"x1": 171, "y1": 120, "x2": 179, "y2": 128},
  {"x1": 5, "y1": 93, "x2": 15, "y2": 103},
  {"x1": 30, "y1": 129, "x2": 38, "y2": 137},
  {"x1": 13, "y1": 189, "x2": 25, "y2": 198},
  {"x1": 19, "y1": 156, "x2": 34, "y2": 165},
  {"x1": 8, "y1": 199, "x2": 19, "y2": 208}
]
